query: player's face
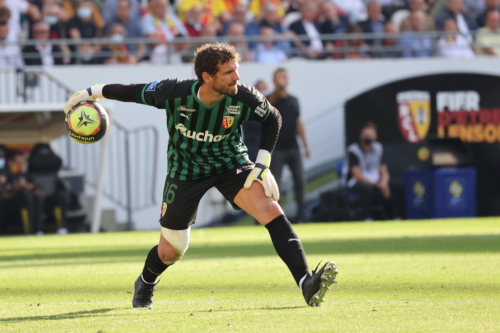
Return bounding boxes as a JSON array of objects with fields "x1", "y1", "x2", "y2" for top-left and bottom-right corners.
[{"x1": 211, "y1": 61, "x2": 240, "y2": 96}]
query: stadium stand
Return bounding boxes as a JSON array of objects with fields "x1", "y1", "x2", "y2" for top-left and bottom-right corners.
[{"x1": 1, "y1": 0, "x2": 499, "y2": 66}]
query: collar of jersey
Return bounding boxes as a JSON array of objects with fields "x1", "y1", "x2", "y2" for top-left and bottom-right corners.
[{"x1": 191, "y1": 81, "x2": 227, "y2": 109}]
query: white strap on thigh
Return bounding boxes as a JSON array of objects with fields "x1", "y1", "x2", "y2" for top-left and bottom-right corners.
[{"x1": 161, "y1": 226, "x2": 191, "y2": 259}]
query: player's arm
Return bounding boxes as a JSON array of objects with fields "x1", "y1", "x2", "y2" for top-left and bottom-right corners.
[
  {"x1": 244, "y1": 103, "x2": 282, "y2": 200},
  {"x1": 64, "y1": 80, "x2": 175, "y2": 113}
]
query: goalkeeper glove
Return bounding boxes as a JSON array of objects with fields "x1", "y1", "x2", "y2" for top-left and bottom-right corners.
[
  {"x1": 243, "y1": 150, "x2": 280, "y2": 201},
  {"x1": 64, "y1": 85, "x2": 106, "y2": 114}
]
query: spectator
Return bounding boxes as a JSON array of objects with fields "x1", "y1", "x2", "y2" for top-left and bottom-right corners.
[
  {"x1": 225, "y1": 21, "x2": 251, "y2": 61},
  {"x1": 437, "y1": 19, "x2": 475, "y2": 58},
  {"x1": 102, "y1": 23, "x2": 138, "y2": 64},
  {"x1": 221, "y1": 3, "x2": 259, "y2": 47},
  {"x1": 344, "y1": 122, "x2": 393, "y2": 221},
  {"x1": 141, "y1": 0, "x2": 189, "y2": 64},
  {"x1": 67, "y1": 0, "x2": 99, "y2": 40},
  {"x1": 62, "y1": 0, "x2": 104, "y2": 32},
  {"x1": 435, "y1": 0, "x2": 477, "y2": 39},
  {"x1": 141, "y1": 0, "x2": 188, "y2": 40},
  {"x1": 77, "y1": 43, "x2": 103, "y2": 64},
  {"x1": 476, "y1": 10, "x2": 500, "y2": 56},
  {"x1": 476, "y1": 0, "x2": 500, "y2": 28},
  {"x1": 182, "y1": 23, "x2": 217, "y2": 62},
  {"x1": 43, "y1": 3, "x2": 68, "y2": 40},
  {"x1": 4, "y1": 0, "x2": 41, "y2": 41},
  {"x1": 344, "y1": 24, "x2": 371, "y2": 59},
  {"x1": 331, "y1": 0, "x2": 366, "y2": 24},
  {"x1": 289, "y1": 1, "x2": 324, "y2": 59},
  {"x1": 268, "y1": 68, "x2": 311, "y2": 223},
  {"x1": 373, "y1": 21, "x2": 403, "y2": 58},
  {"x1": 242, "y1": 79, "x2": 267, "y2": 162},
  {"x1": 249, "y1": 0, "x2": 285, "y2": 22},
  {"x1": 0, "y1": 149, "x2": 40, "y2": 234},
  {"x1": 183, "y1": 4, "x2": 202, "y2": 37},
  {"x1": 101, "y1": 0, "x2": 140, "y2": 30},
  {"x1": 0, "y1": 20, "x2": 24, "y2": 68},
  {"x1": 319, "y1": 1, "x2": 349, "y2": 58},
  {"x1": 259, "y1": 2, "x2": 291, "y2": 52},
  {"x1": 252, "y1": 26, "x2": 288, "y2": 63},
  {"x1": 359, "y1": 1, "x2": 386, "y2": 47},
  {"x1": 104, "y1": 0, "x2": 144, "y2": 61},
  {"x1": 177, "y1": 0, "x2": 229, "y2": 25},
  {"x1": 23, "y1": 21, "x2": 65, "y2": 66},
  {"x1": 399, "y1": 10, "x2": 433, "y2": 58},
  {"x1": 399, "y1": 0, "x2": 436, "y2": 32}
]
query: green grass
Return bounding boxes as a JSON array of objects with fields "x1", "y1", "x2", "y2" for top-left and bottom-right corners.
[{"x1": 1, "y1": 218, "x2": 499, "y2": 332}]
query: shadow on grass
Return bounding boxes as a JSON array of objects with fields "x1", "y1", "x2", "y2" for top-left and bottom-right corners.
[
  {"x1": 157, "y1": 305, "x2": 304, "y2": 314},
  {"x1": 0, "y1": 308, "x2": 114, "y2": 323},
  {"x1": 1, "y1": 234, "x2": 499, "y2": 266}
]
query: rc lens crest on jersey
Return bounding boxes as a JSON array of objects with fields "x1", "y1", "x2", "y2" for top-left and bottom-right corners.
[
  {"x1": 222, "y1": 116, "x2": 234, "y2": 129},
  {"x1": 397, "y1": 91, "x2": 431, "y2": 143}
]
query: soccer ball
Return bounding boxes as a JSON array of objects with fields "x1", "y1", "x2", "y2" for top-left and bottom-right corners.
[{"x1": 65, "y1": 101, "x2": 109, "y2": 144}]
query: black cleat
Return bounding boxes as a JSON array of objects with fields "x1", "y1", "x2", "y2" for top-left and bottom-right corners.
[
  {"x1": 301, "y1": 261, "x2": 338, "y2": 307},
  {"x1": 132, "y1": 275, "x2": 158, "y2": 308}
]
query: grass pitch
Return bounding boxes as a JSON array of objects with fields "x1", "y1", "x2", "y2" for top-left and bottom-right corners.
[{"x1": 1, "y1": 219, "x2": 499, "y2": 332}]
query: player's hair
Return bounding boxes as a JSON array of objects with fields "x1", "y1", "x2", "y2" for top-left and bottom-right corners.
[
  {"x1": 193, "y1": 43, "x2": 241, "y2": 83},
  {"x1": 359, "y1": 121, "x2": 378, "y2": 135}
]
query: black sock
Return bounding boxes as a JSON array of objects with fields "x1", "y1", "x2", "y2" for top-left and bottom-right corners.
[
  {"x1": 265, "y1": 215, "x2": 309, "y2": 286},
  {"x1": 141, "y1": 245, "x2": 170, "y2": 283}
]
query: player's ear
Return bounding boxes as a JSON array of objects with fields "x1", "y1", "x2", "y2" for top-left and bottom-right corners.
[{"x1": 201, "y1": 72, "x2": 212, "y2": 84}]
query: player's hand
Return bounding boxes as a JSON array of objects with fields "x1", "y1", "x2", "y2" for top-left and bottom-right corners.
[
  {"x1": 244, "y1": 163, "x2": 280, "y2": 201},
  {"x1": 64, "y1": 85, "x2": 105, "y2": 114}
]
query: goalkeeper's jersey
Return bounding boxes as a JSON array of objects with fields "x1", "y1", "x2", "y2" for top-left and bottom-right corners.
[{"x1": 139, "y1": 79, "x2": 271, "y2": 181}]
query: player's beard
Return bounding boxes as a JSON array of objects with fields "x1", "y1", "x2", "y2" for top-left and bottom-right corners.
[{"x1": 212, "y1": 81, "x2": 238, "y2": 96}]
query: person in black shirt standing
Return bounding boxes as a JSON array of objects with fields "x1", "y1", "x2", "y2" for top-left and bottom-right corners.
[{"x1": 268, "y1": 68, "x2": 310, "y2": 223}]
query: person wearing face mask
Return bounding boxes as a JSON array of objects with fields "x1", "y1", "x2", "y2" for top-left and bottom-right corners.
[
  {"x1": 42, "y1": 3, "x2": 68, "y2": 40},
  {"x1": 103, "y1": 0, "x2": 144, "y2": 61},
  {"x1": 77, "y1": 43, "x2": 104, "y2": 64},
  {"x1": 67, "y1": 0, "x2": 98, "y2": 40},
  {"x1": 103, "y1": 23, "x2": 138, "y2": 64},
  {"x1": 344, "y1": 122, "x2": 393, "y2": 221},
  {"x1": 62, "y1": 0, "x2": 104, "y2": 32}
]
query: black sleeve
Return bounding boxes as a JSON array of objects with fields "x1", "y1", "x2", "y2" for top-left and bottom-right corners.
[
  {"x1": 259, "y1": 106, "x2": 282, "y2": 154},
  {"x1": 102, "y1": 79, "x2": 178, "y2": 109},
  {"x1": 348, "y1": 152, "x2": 359, "y2": 167}
]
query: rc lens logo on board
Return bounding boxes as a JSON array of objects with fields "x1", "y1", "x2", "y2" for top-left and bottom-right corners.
[{"x1": 397, "y1": 91, "x2": 431, "y2": 143}]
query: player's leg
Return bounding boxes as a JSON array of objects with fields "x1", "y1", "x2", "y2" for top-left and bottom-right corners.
[
  {"x1": 133, "y1": 176, "x2": 207, "y2": 308},
  {"x1": 233, "y1": 182, "x2": 338, "y2": 306}
]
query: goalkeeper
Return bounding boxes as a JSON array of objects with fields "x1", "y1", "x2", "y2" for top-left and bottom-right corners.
[{"x1": 64, "y1": 43, "x2": 338, "y2": 307}]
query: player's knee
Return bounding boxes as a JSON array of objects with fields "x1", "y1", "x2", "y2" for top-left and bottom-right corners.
[
  {"x1": 160, "y1": 227, "x2": 190, "y2": 264},
  {"x1": 256, "y1": 200, "x2": 283, "y2": 224}
]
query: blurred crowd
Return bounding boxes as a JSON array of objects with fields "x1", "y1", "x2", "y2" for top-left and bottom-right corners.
[
  {"x1": 0, "y1": 0, "x2": 499, "y2": 66},
  {"x1": 0, "y1": 144, "x2": 72, "y2": 235}
]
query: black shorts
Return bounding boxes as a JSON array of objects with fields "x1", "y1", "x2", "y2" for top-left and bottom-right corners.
[{"x1": 158, "y1": 166, "x2": 253, "y2": 230}]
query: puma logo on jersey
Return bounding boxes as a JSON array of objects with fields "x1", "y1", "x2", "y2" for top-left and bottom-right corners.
[
  {"x1": 177, "y1": 105, "x2": 197, "y2": 112},
  {"x1": 180, "y1": 113, "x2": 190, "y2": 120},
  {"x1": 175, "y1": 123, "x2": 230, "y2": 142}
]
